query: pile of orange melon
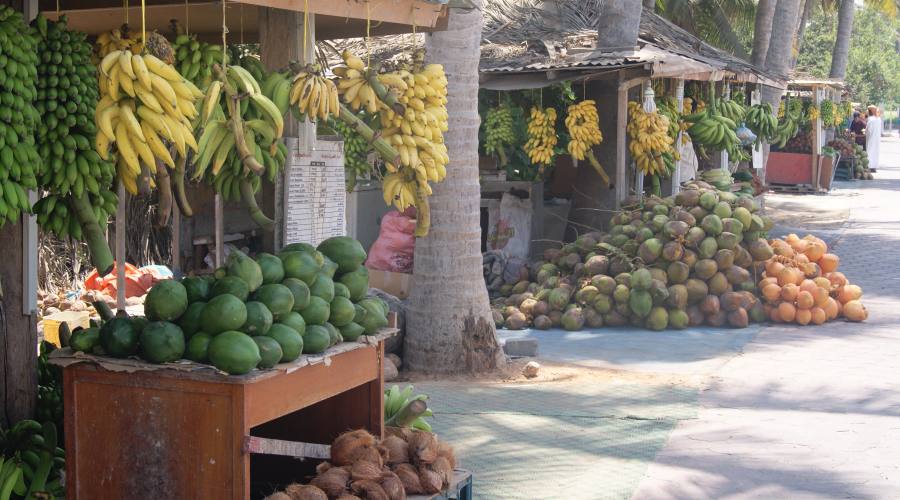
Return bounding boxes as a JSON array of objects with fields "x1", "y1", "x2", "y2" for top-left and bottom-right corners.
[{"x1": 757, "y1": 234, "x2": 867, "y2": 325}]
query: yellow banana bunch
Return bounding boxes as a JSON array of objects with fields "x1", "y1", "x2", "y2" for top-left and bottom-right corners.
[
  {"x1": 682, "y1": 97, "x2": 694, "y2": 115},
  {"x1": 289, "y1": 67, "x2": 340, "y2": 122},
  {"x1": 565, "y1": 100, "x2": 603, "y2": 160},
  {"x1": 95, "y1": 49, "x2": 202, "y2": 194},
  {"x1": 333, "y1": 50, "x2": 380, "y2": 113},
  {"x1": 627, "y1": 101, "x2": 674, "y2": 176},
  {"x1": 524, "y1": 107, "x2": 557, "y2": 166},
  {"x1": 381, "y1": 171, "x2": 430, "y2": 211},
  {"x1": 807, "y1": 104, "x2": 819, "y2": 122},
  {"x1": 94, "y1": 28, "x2": 143, "y2": 62}
]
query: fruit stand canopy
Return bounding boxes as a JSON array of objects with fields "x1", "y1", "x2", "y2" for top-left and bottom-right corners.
[
  {"x1": 39, "y1": 0, "x2": 449, "y2": 41},
  {"x1": 331, "y1": 0, "x2": 783, "y2": 89}
]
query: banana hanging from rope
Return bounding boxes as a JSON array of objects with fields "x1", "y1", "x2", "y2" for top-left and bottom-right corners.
[
  {"x1": 565, "y1": 100, "x2": 610, "y2": 186},
  {"x1": 524, "y1": 107, "x2": 557, "y2": 167},
  {"x1": 289, "y1": 64, "x2": 340, "y2": 122},
  {"x1": 627, "y1": 101, "x2": 675, "y2": 177},
  {"x1": 483, "y1": 105, "x2": 515, "y2": 166}
]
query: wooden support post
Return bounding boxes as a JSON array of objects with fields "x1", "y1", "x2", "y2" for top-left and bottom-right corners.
[
  {"x1": 259, "y1": 6, "x2": 315, "y2": 251},
  {"x1": 115, "y1": 184, "x2": 126, "y2": 312},
  {"x1": 672, "y1": 79, "x2": 684, "y2": 196},
  {"x1": 751, "y1": 87, "x2": 763, "y2": 172},
  {"x1": 616, "y1": 82, "x2": 629, "y2": 207},
  {"x1": 813, "y1": 85, "x2": 823, "y2": 191},
  {"x1": 215, "y1": 194, "x2": 224, "y2": 268},
  {"x1": 171, "y1": 202, "x2": 181, "y2": 277}
]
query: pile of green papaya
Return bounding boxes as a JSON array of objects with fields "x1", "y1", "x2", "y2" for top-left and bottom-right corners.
[{"x1": 68, "y1": 236, "x2": 389, "y2": 375}]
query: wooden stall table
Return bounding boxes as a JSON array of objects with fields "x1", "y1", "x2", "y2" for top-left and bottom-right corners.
[{"x1": 50, "y1": 329, "x2": 396, "y2": 500}]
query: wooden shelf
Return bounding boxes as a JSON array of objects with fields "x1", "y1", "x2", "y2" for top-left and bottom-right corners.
[
  {"x1": 40, "y1": 0, "x2": 448, "y2": 41},
  {"x1": 51, "y1": 331, "x2": 395, "y2": 499}
]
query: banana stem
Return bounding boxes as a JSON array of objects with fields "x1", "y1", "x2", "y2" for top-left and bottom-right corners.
[
  {"x1": 365, "y1": 67, "x2": 405, "y2": 116},
  {"x1": 173, "y1": 155, "x2": 193, "y2": 217},
  {"x1": 138, "y1": 162, "x2": 153, "y2": 195},
  {"x1": 71, "y1": 193, "x2": 114, "y2": 276},
  {"x1": 651, "y1": 174, "x2": 661, "y2": 197},
  {"x1": 385, "y1": 399, "x2": 427, "y2": 427},
  {"x1": 337, "y1": 103, "x2": 401, "y2": 166},
  {"x1": 239, "y1": 178, "x2": 275, "y2": 231},
  {"x1": 497, "y1": 147, "x2": 508, "y2": 167},
  {"x1": 586, "y1": 150, "x2": 611, "y2": 187},
  {"x1": 413, "y1": 183, "x2": 431, "y2": 238},
  {"x1": 213, "y1": 64, "x2": 265, "y2": 175},
  {"x1": 155, "y1": 159, "x2": 173, "y2": 227}
]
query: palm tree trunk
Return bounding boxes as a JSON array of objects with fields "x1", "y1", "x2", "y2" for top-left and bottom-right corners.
[
  {"x1": 405, "y1": 0, "x2": 504, "y2": 374},
  {"x1": 751, "y1": 0, "x2": 777, "y2": 67},
  {"x1": 792, "y1": 0, "x2": 815, "y2": 67},
  {"x1": 597, "y1": 0, "x2": 643, "y2": 50},
  {"x1": 761, "y1": 0, "x2": 803, "y2": 108},
  {"x1": 829, "y1": 0, "x2": 855, "y2": 79}
]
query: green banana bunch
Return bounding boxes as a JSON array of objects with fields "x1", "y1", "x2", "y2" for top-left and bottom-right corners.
[
  {"x1": 36, "y1": 342, "x2": 64, "y2": 435},
  {"x1": 0, "y1": 6, "x2": 41, "y2": 227},
  {"x1": 772, "y1": 115, "x2": 800, "y2": 149},
  {"x1": 384, "y1": 384, "x2": 434, "y2": 432},
  {"x1": 716, "y1": 97, "x2": 746, "y2": 124},
  {"x1": 0, "y1": 454, "x2": 25, "y2": 500},
  {"x1": 483, "y1": 105, "x2": 515, "y2": 166},
  {"x1": 685, "y1": 110, "x2": 740, "y2": 155},
  {"x1": 172, "y1": 32, "x2": 224, "y2": 89},
  {"x1": 0, "y1": 421, "x2": 65, "y2": 500},
  {"x1": 194, "y1": 63, "x2": 287, "y2": 228},
  {"x1": 33, "y1": 15, "x2": 117, "y2": 243},
  {"x1": 744, "y1": 103, "x2": 778, "y2": 142},
  {"x1": 330, "y1": 116, "x2": 372, "y2": 192}
]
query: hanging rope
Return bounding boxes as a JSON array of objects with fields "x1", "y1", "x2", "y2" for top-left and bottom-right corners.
[
  {"x1": 55, "y1": 0, "x2": 60, "y2": 17},
  {"x1": 221, "y1": 0, "x2": 227, "y2": 67},
  {"x1": 239, "y1": 3, "x2": 244, "y2": 45},
  {"x1": 124, "y1": 0, "x2": 129, "y2": 25},
  {"x1": 366, "y1": 1, "x2": 371, "y2": 67},
  {"x1": 185, "y1": 0, "x2": 189, "y2": 35},
  {"x1": 303, "y1": 0, "x2": 309, "y2": 62},
  {"x1": 140, "y1": 0, "x2": 146, "y2": 41}
]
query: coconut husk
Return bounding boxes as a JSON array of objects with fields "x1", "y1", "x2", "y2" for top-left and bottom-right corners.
[
  {"x1": 316, "y1": 462, "x2": 333, "y2": 475},
  {"x1": 407, "y1": 431, "x2": 438, "y2": 465},
  {"x1": 311, "y1": 466, "x2": 351, "y2": 498},
  {"x1": 436, "y1": 441, "x2": 456, "y2": 469},
  {"x1": 350, "y1": 480, "x2": 390, "y2": 500},
  {"x1": 284, "y1": 484, "x2": 328, "y2": 500},
  {"x1": 379, "y1": 472, "x2": 406, "y2": 500},
  {"x1": 355, "y1": 446, "x2": 385, "y2": 469},
  {"x1": 351, "y1": 461, "x2": 383, "y2": 482},
  {"x1": 381, "y1": 435, "x2": 409, "y2": 465},
  {"x1": 429, "y1": 456, "x2": 453, "y2": 486},
  {"x1": 384, "y1": 426, "x2": 413, "y2": 443},
  {"x1": 336, "y1": 496, "x2": 362, "y2": 500},
  {"x1": 417, "y1": 467, "x2": 442, "y2": 494},
  {"x1": 263, "y1": 493, "x2": 292, "y2": 500},
  {"x1": 331, "y1": 430, "x2": 378, "y2": 466},
  {"x1": 392, "y1": 463, "x2": 423, "y2": 494}
]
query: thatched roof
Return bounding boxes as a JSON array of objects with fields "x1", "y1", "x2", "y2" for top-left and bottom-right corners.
[{"x1": 327, "y1": 0, "x2": 783, "y2": 88}]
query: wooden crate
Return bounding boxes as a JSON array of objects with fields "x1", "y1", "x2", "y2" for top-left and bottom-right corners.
[{"x1": 52, "y1": 331, "x2": 395, "y2": 500}]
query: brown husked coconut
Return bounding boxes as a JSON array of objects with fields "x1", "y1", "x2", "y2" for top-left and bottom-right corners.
[
  {"x1": 379, "y1": 471, "x2": 407, "y2": 500},
  {"x1": 429, "y1": 456, "x2": 453, "y2": 486},
  {"x1": 407, "y1": 431, "x2": 438, "y2": 465},
  {"x1": 392, "y1": 464, "x2": 423, "y2": 494},
  {"x1": 331, "y1": 430, "x2": 378, "y2": 466},
  {"x1": 385, "y1": 426, "x2": 413, "y2": 442},
  {"x1": 350, "y1": 480, "x2": 390, "y2": 500},
  {"x1": 351, "y1": 461, "x2": 383, "y2": 482},
  {"x1": 311, "y1": 466, "x2": 351, "y2": 497},
  {"x1": 382, "y1": 435, "x2": 409, "y2": 465},
  {"x1": 336, "y1": 495, "x2": 362, "y2": 500},
  {"x1": 436, "y1": 442, "x2": 456, "y2": 469},
  {"x1": 417, "y1": 467, "x2": 442, "y2": 494},
  {"x1": 263, "y1": 493, "x2": 292, "y2": 500},
  {"x1": 284, "y1": 484, "x2": 328, "y2": 500}
]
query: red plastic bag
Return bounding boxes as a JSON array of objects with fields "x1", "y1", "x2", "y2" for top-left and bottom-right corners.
[{"x1": 366, "y1": 210, "x2": 416, "y2": 273}]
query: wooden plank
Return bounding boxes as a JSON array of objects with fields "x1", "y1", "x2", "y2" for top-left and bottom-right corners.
[
  {"x1": 616, "y1": 83, "x2": 628, "y2": 208},
  {"x1": 244, "y1": 344, "x2": 379, "y2": 427},
  {"x1": 237, "y1": 0, "x2": 443, "y2": 27},
  {"x1": 243, "y1": 436, "x2": 331, "y2": 459}
]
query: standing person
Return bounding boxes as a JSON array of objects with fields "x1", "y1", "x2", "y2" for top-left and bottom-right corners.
[
  {"x1": 866, "y1": 105, "x2": 882, "y2": 171},
  {"x1": 850, "y1": 111, "x2": 867, "y2": 148}
]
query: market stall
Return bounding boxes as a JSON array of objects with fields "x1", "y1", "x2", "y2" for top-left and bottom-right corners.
[{"x1": 765, "y1": 76, "x2": 849, "y2": 192}]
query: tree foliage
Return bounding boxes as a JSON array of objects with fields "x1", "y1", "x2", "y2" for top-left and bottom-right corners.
[{"x1": 796, "y1": 5, "x2": 900, "y2": 104}]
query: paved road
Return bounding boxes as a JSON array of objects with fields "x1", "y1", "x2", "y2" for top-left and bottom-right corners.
[{"x1": 632, "y1": 136, "x2": 900, "y2": 499}]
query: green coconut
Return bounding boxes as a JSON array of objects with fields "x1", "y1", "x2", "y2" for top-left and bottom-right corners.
[
  {"x1": 650, "y1": 215, "x2": 669, "y2": 232},
  {"x1": 748, "y1": 238, "x2": 774, "y2": 261},
  {"x1": 698, "y1": 237, "x2": 719, "y2": 259},
  {"x1": 681, "y1": 248, "x2": 698, "y2": 268},
  {"x1": 662, "y1": 241, "x2": 684, "y2": 262},
  {"x1": 674, "y1": 210, "x2": 697, "y2": 227},
  {"x1": 722, "y1": 218, "x2": 744, "y2": 235},
  {"x1": 725, "y1": 265, "x2": 751, "y2": 285},
  {"x1": 629, "y1": 290, "x2": 653, "y2": 318},
  {"x1": 689, "y1": 206, "x2": 708, "y2": 221},
  {"x1": 533, "y1": 315, "x2": 552, "y2": 330},
  {"x1": 701, "y1": 215, "x2": 723, "y2": 236},
  {"x1": 714, "y1": 249, "x2": 735, "y2": 270},
  {"x1": 549, "y1": 288, "x2": 571, "y2": 310},
  {"x1": 561, "y1": 307, "x2": 585, "y2": 331},
  {"x1": 638, "y1": 238, "x2": 663, "y2": 264},
  {"x1": 584, "y1": 255, "x2": 610, "y2": 276},
  {"x1": 615, "y1": 273, "x2": 632, "y2": 287},
  {"x1": 734, "y1": 246, "x2": 754, "y2": 268},
  {"x1": 593, "y1": 294, "x2": 612, "y2": 314},
  {"x1": 666, "y1": 284, "x2": 689, "y2": 310},
  {"x1": 699, "y1": 191, "x2": 719, "y2": 210},
  {"x1": 685, "y1": 279, "x2": 709, "y2": 304},
  {"x1": 649, "y1": 280, "x2": 670, "y2": 306},
  {"x1": 646, "y1": 307, "x2": 669, "y2": 331},
  {"x1": 675, "y1": 189, "x2": 701, "y2": 207},
  {"x1": 613, "y1": 284, "x2": 631, "y2": 304},
  {"x1": 631, "y1": 268, "x2": 653, "y2": 291},
  {"x1": 668, "y1": 309, "x2": 689, "y2": 329},
  {"x1": 713, "y1": 201, "x2": 732, "y2": 219},
  {"x1": 732, "y1": 206, "x2": 752, "y2": 229},
  {"x1": 708, "y1": 272, "x2": 730, "y2": 295},
  {"x1": 667, "y1": 261, "x2": 690, "y2": 284},
  {"x1": 685, "y1": 226, "x2": 706, "y2": 247},
  {"x1": 716, "y1": 232, "x2": 740, "y2": 251},
  {"x1": 649, "y1": 267, "x2": 669, "y2": 284},
  {"x1": 575, "y1": 286, "x2": 600, "y2": 304},
  {"x1": 635, "y1": 227, "x2": 656, "y2": 244},
  {"x1": 591, "y1": 275, "x2": 617, "y2": 295}
]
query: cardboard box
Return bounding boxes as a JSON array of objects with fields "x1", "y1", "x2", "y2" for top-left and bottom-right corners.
[{"x1": 367, "y1": 269, "x2": 412, "y2": 299}]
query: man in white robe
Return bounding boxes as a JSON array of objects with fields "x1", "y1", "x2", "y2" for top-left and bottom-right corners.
[{"x1": 866, "y1": 105, "x2": 882, "y2": 171}]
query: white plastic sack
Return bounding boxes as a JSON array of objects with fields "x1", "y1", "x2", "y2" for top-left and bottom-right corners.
[{"x1": 488, "y1": 192, "x2": 532, "y2": 259}]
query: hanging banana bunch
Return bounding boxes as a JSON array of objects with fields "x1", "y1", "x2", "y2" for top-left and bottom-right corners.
[
  {"x1": 171, "y1": 29, "x2": 224, "y2": 88},
  {"x1": 524, "y1": 107, "x2": 557, "y2": 168},
  {"x1": 94, "y1": 26, "x2": 143, "y2": 62},
  {"x1": 744, "y1": 103, "x2": 778, "y2": 143},
  {"x1": 682, "y1": 86, "x2": 742, "y2": 158},
  {"x1": 94, "y1": 46, "x2": 202, "y2": 197},
  {"x1": 716, "y1": 96, "x2": 746, "y2": 124},
  {"x1": 807, "y1": 103, "x2": 820, "y2": 123},
  {"x1": 331, "y1": 116, "x2": 373, "y2": 192},
  {"x1": 193, "y1": 63, "x2": 286, "y2": 229},
  {"x1": 32, "y1": 14, "x2": 116, "y2": 273},
  {"x1": 820, "y1": 100, "x2": 835, "y2": 127},
  {"x1": 0, "y1": 7, "x2": 40, "y2": 229},
  {"x1": 627, "y1": 101, "x2": 675, "y2": 177},
  {"x1": 565, "y1": 100, "x2": 609, "y2": 186},
  {"x1": 289, "y1": 64, "x2": 340, "y2": 122},
  {"x1": 483, "y1": 105, "x2": 515, "y2": 167}
]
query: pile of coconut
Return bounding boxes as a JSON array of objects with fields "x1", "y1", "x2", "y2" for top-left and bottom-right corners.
[{"x1": 264, "y1": 428, "x2": 456, "y2": 500}]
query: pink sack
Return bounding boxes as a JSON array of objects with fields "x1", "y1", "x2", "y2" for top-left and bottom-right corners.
[{"x1": 366, "y1": 210, "x2": 416, "y2": 273}]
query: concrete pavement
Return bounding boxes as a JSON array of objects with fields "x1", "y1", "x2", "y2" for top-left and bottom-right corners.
[{"x1": 632, "y1": 136, "x2": 900, "y2": 499}]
